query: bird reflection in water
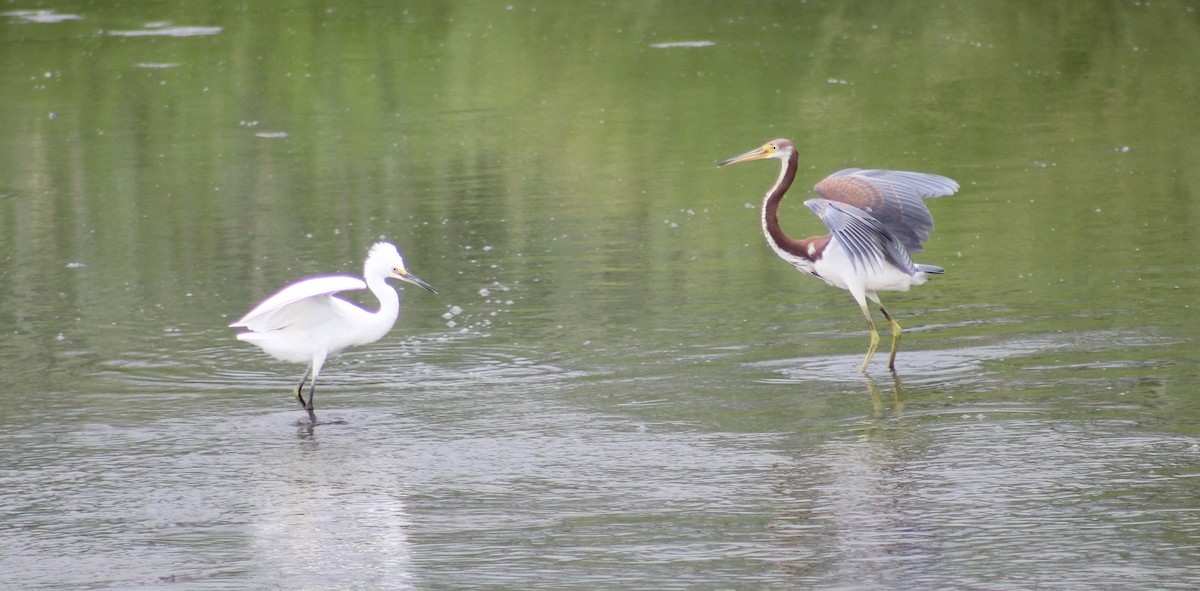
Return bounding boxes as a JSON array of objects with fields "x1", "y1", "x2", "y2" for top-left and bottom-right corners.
[{"x1": 865, "y1": 372, "x2": 904, "y2": 418}]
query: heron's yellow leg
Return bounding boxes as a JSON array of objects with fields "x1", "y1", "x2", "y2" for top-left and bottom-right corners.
[
  {"x1": 859, "y1": 314, "x2": 880, "y2": 373},
  {"x1": 879, "y1": 306, "x2": 902, "y2": 370}
]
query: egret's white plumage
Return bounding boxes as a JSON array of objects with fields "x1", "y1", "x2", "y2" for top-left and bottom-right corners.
[
  {"x1": 720, "y1": 138, "x2": 958, "y2": 372},
  {"x1": 230, "y1": 242, "x2": 436, "y2": 420}
]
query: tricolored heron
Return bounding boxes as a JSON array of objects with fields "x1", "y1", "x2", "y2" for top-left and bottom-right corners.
[
  {"x1": 719, "y1": 138, "x2": 958, "y2": 372},
  {"x1": 230, "y1": 242, "x2": 436, "y2": 421}
]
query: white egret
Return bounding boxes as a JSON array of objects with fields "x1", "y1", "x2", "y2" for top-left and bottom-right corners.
[{"x1": 230, "y1": 242, "x2": 436, "y2": 420}]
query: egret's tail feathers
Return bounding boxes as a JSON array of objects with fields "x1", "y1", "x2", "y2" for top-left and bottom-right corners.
[{"x1": 916, "y1": 263, "x2": 945, "y2": 275}]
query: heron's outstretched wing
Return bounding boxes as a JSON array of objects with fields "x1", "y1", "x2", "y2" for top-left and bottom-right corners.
[
  {"x1": 813, "y1": 169, "x2": 958, "y2": 254},
  {"x1": 231, "y1": 275, "x2": 366, "y2": 332},
  {"x1": 804, "y1": 198, "x2": 917, "y2": 276}
]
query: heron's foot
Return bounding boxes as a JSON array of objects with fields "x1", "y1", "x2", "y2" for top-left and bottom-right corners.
[
  {"x1": 886, "y1": 331, "x2": 901, "y2": 370},
  {"x1": 859, "y1": 327, "x2": 881, "y2": 373},
  {"x1": 881, "y1": 308, "x2": 902, "y2": 371}
]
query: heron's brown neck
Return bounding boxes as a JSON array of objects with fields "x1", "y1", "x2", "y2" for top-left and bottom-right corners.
[{"x1": 762, "y1": 150, "x2": 825, "y2": 263}]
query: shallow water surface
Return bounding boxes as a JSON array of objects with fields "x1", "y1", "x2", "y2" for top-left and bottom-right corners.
[{"x1": 3, "y1": 2, "x2": 1200, "y2": 590}]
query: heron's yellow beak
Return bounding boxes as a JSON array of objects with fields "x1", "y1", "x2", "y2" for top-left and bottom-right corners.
[{"x1": 718, "y1": 143, "x2": 774, "y2": 167}]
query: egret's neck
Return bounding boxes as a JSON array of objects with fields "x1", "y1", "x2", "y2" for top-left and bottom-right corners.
[{"x1": 364, "y1": 273, "x2": 401, "y2": 336}]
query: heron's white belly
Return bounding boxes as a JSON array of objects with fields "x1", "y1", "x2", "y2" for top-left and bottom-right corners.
[{"x1": 810, "y1": 241, "x2": 926, "y2": 294}]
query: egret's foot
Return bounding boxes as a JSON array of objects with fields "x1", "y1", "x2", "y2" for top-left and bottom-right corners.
[{"x1": 304, "y1": 385, "x2": 316, "y2": 413}]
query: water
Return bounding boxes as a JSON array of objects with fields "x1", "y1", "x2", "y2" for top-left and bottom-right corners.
[{"x1": 3, "y1": 1, "x2": 1200, "y2": 589}]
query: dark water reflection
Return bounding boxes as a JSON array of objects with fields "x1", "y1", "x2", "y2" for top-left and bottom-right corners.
[{"x1": 4, "y1": 1, "x2": 1200, "y2": 590}]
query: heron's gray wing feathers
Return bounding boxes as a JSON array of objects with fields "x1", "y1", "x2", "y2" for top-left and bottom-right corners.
[
  {"x1": 804, "y1": 198, "x2": 917, "y2": 276},
  {"x1": 814, "y1": 169, "x2": 958, "y2": 254}
]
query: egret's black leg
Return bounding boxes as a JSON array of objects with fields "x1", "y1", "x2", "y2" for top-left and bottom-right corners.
[
  {"x1": 305, "y1": 354, "x2": 326, "y2": 423},
  {"x1": 304, "y1": 375, "x2": 318, "y2": 423},
  {"x1": 295, "y1": 364, "x2": 313, "y2": 408}
]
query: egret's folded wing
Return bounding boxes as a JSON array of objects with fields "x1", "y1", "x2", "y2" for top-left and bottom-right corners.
[{"x1": 230, "y1": 275, "x2": 366, "y2": 331}]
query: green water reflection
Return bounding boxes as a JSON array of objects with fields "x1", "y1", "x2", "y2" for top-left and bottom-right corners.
[{"x1": 2, "y1": 1, "x2": 1199, "y2": 589}]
